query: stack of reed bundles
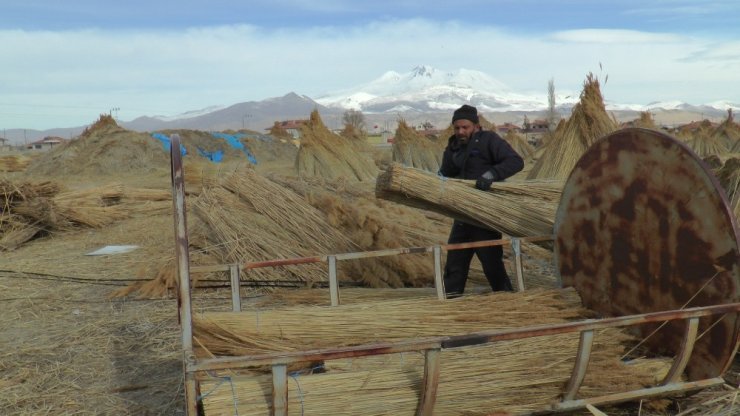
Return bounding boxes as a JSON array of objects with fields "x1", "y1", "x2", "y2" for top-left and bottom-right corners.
[
  {"x1": 295, "y1": 110, "x2": 378, "y2": 181},
  {"x1": 0, "y1": 154, "x2": 33, "y2": 172},
  {"x1": 527, "y1": 73, "x2": 618, "y2": 180},
  {"x1": 376, "y1": 163, "x2": 562, "y2": 239},
  {"x1": 714, "y1": 157, "x2": 740, "y2": 219},
  {"x1": 503, "y1": 129, "x2": 535, "y2": 161},
  {"x1": 0, "y1": 178, "x2": 177, "y2": 250},
  {"x1": 714, "y1": 109, "x2": 740, "y2": 151},
  {"x1": 392, "y1": 119, "x2": 443, "y2": 172},
  {"x1": 687, "y1": 122, "x2": 729, "y2": 158},
  {"x1": 197, "y1": 288, "x2": 672, "y2": 415}
]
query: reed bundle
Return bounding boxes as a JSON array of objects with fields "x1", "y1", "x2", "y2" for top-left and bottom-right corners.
[
  {"x1": 391, "y1": 120, "x2": 442, "y2": 172},
  {"x1": 190, "y1": 166, "x2": 358, "y2": 287},
  {"x1": 376, "y1": 164, "x2": 561, "y2": 239},
  {"x1": 688, "y1": 130, "x2": 728, "y2": 158},
  {"x1": 0, "y1": 154, "x2": 33, "y2": 172},
  {"x1": 1, "y1": 178, "x2": 174, "y2": 250},
  {"x1": 527, "y1": 73, "x2": 618, "y2": 180},
  {"x1": 715, "y1": 157, "x2": 740, "y2": 219},
  {"x1": 194, "y1": 288, "x2": 585, "y2": 355},
  {"x1": 197, "y1": 288, "x2": 672, "y2": 415},
  {"x1": 295, "y1": 110, "x2": 378, "y2": 181},
  {"x1": 503, "y1": 129, "x2": 535, "y2": 160},
  {"x1": 715, "y1": 109, "x2": 740, "y2": 151}
]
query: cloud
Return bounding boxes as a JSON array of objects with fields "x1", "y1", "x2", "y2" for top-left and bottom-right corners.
[
  {"x1": 550, "y1": 29, "x2": 683, "y2": 44},
  {"x1": 0, "y1": 18, "x2": 738, "y2": 129}
]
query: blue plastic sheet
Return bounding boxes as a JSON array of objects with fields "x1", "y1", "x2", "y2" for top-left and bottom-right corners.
[
  {"x1": 210, "y1": 132, "x2": 258, "y2": 164},
  {"x1": 197, "y1": 147, "x2": 224, "y2": 162},
  {"x1": 151, "y1": 133, "x2": 187, "y2": 156}
]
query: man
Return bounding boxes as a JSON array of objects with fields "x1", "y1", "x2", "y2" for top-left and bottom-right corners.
[{"x1": 438, "y1": 104, "x2": 524, "y2": 297}]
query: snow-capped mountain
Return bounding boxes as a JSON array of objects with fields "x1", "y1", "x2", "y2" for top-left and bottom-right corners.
[
  {"x1": 315, "y1": 65, "x2": 738, "y2": 115},
  {"x1": 315, "y1": 65, "x2": 577, "y2": 113}
]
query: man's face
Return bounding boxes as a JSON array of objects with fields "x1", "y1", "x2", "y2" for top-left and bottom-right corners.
[{"x1": 453, "y1": 119, "x2": 478, "y2": 143}]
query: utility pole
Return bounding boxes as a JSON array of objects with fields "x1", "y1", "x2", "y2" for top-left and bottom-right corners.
[
  {"x1": 110, "y1": 107, "x2": 120, "y2": 119},
  {"x1": 242, "y1": 114, "x2": 252, "y2": 130}
]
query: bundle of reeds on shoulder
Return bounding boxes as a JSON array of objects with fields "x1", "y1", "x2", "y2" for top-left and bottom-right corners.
[
  {"x1": 527, "y1": 73, "x2": 618, "y2": 180},
  {"x1": 295, "y1": 109, "x2": 378, "y2": 181},
  {"x1": 391, "y1": 119, "x2": 442, "y2": 172},
  {"x1": 713, "y1": 109, "x2": 740, "y2": 151},
  {"x1": 376, "y1": 163, "x2": 561, "y2": 240}
]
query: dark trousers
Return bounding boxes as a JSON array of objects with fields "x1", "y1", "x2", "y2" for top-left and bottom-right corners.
[{"x1": 443, "y1": 220, "x2": 513, "y2": 296}]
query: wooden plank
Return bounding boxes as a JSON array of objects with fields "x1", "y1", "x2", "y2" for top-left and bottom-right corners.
[
  {"x1": 511, "y1": 238, "x2": 525, "y2": 291},
  {"x1": 562, "y1": 329, "x2": 594, "y2": 401},
  {"x1": 229, "y1": 264, "x2": 241, "y2": 312},
  {"x1": 416, "y1": 348, "x2": 441, "y2": 416},
  {"x1": 433, "y1": 246, "x2": 445, "y2": 300},
  {"x1": 271, "y1": 364, "x2": 288, "y2": 416},
  {"x1": 328, "y1": 255, "x2": 339, "y2": 306},
  {"x1": 661, "y1": 317, "x2": 699, "y2": 384}
]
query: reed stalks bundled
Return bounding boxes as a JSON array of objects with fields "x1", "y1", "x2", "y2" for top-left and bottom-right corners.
[
  {"x1": 392, "y1": 119, "x2": 442, "y2": 172},
  {"x1": 503, "y1": 129, "x2": 535, "y2": 160},
  {"x1": 197, "y1": 288, "x2": 672, "y2": 415},
  {"x1": 193, "y1": 288, "x2": 586, "y2": 355},
  {"x1": 0, "y1": 155, "x2": 33, "y2": 172},
  {"x1": 715, "y1": 157, "x2": 740, "y2": 219},
  {"x1": 527, "y1": 73, "x2": 618, "y2": 180},
  {"x1": 295, "y1": 110, "x2": 378, "y2": 181},
  {"x1": 376, "y1": 164, "x2": 561, "y2": 239}
]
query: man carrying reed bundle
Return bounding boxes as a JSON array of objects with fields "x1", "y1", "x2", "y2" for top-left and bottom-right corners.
[{"x1": 439, "y1": 104, "x2": 524, "y2": 296}]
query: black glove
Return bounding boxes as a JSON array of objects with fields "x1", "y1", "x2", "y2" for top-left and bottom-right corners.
[{"x1": 475, "y1": 170, "x2": 496, "y2": 191}]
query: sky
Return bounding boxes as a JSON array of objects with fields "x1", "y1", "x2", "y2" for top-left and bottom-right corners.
[{"x1": 2, "y1": 0, "x2": 740, "y2": 131}]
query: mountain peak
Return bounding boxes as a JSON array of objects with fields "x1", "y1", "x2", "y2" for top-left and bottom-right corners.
[{"x1": 411, "y1": 65, "x2": 436, "y2": 78}]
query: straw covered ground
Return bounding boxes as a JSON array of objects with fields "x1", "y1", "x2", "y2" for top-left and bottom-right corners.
[{"x1": 1, "y1": 111, "x2": 738, "y2": 416}]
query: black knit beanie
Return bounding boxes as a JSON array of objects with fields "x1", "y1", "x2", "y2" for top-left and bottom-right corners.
[{"x1": 452, "y1": 104, "x2": 479, "y2": 124}]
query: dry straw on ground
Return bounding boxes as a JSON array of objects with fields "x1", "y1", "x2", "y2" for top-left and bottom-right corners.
[
  {"x1": 196, "y1": 288, "x2": 673, "y2": 415},
  {"x1": 376, "y1": 163, "x2": 562, "y2": 239},
  {"x1": 295, "y1": 110, "x2": 378, "y2": 181},
  {"x1": 527, "y1": 73, "x2": 618, "y2": 180},
  {"x1": 392, "y1": 119, "x2": 442, "y2": 172}
]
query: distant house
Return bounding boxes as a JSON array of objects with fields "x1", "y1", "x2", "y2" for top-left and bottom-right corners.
[
  {"x1": 521, "y1": 118, "x2": 550, "y2": 146},
  {"x1": 26, "y1": 136, "x2": 66, "y2": 151},
  {"x1": 269, "y1": 120, "x2": 308, "y2": 139},
  {"x1": 496, "y1": 122, "x2": 521, "y2": 134}
]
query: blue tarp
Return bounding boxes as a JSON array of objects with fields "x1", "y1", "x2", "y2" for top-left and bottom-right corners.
[
  {"x1": 197, "y1": 147, "x2": 224, "y2": 162},
  {"x1": 151, "y1": 133, "x2": 187, "y2": 156},
  {"x1": 210, "y1": 132, "x2": 258, "y2": 164}
]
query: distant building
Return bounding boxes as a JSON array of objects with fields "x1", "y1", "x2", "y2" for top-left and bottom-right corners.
[
  {"x1": 269, "y1": 120, "x2": 308, "y2": 139},
  {"x1": 496, "y1": 122, "x2": 522, "y2": 134},
  {"x1": 521, "y1": 117, "x2": 549, "y2": 146},
  {"x1": 26, "y1": 136, "x2": 66, "y2": 151}
]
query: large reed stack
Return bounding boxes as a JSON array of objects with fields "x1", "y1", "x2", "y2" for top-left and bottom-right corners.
[
  {"x1": 295, "y1": 110, "x2": 378, "y2": 181},
  {"x1": 392, "y1": 119, "x2": 442, "y2": 172},
  {"x1": 527, "y1": 73, "x2": 618, "y2": 180}
]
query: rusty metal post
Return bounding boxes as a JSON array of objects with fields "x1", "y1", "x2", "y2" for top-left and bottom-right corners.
[
  {"x1": 229, "y1": 263, "x2": 242, "y2": 312},
  {"x1": 433, "y1": 246, "x2": 445, "y2": 300},
  {"x1": 170, "y1": 134, "x2": 199, "y2": 415}
]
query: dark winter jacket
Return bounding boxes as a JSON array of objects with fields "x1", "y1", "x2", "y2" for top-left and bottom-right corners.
[{"x1": 439, "y1": 130, "x2": 524, "y2": 181}]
